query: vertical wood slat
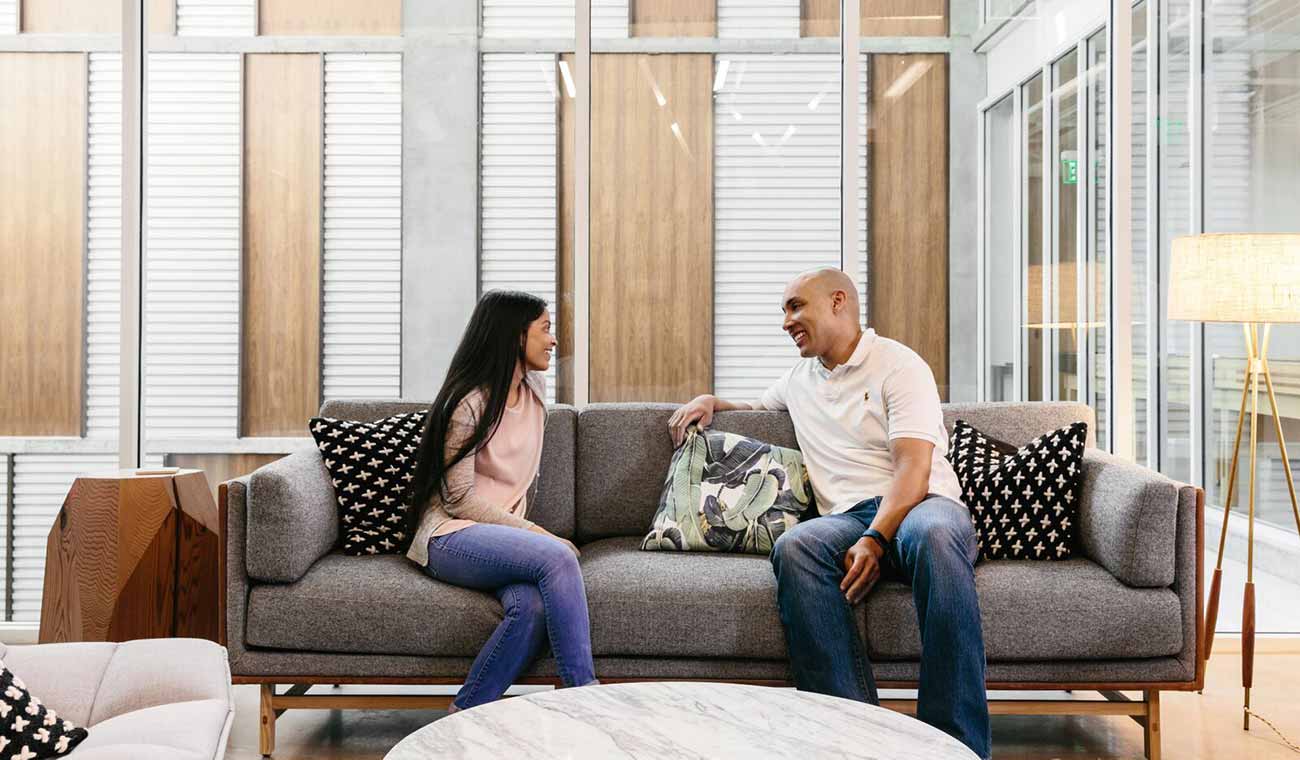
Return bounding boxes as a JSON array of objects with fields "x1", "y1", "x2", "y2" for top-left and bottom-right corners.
[
  {"x1": 259, "y1": 0, "x2": 401, "y2": 36},
  {"x1": 558, "y1": 53, "x2": 576, "y2": 405},
  {"x1": 0, "y1": 53, "x2": 86, "y2": 437},
  {"x1": 630, "y1": 0, "x2": 717, "y2": 37},
  {"x1": 868, "y1": 54, "x2": 949, "y2": 396},
  {"x1": 21, "y1": 0, "x2": 119, "y2": 32},
  {"x1": 242, "y1": 54, "x2": 322, "y2": 437},
  {"x1": 589, "y1": 53, "x2": 713, "y2": 402}
]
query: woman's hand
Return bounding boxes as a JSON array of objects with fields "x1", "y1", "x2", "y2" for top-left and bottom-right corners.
[
  {"x1": 529, "y1": 524, "x2": 581, "y2": 557},
  {"x1": 669, "y1": 394, "x2": 717, "y2": 448}
]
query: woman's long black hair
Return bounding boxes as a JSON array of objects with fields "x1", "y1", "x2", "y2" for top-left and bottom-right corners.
[{"x1": 404, "y1": 290, "x2": 548, "y2": 546}]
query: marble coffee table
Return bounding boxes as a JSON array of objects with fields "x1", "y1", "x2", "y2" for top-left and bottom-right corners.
[{"x1": 384, "y1": 681, "x2": 978, "y2": 759}]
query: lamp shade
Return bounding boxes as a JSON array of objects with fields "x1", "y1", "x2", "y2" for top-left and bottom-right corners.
[{"x1": 1168, "y1": 233, "x2": 1300, "y2": 323}]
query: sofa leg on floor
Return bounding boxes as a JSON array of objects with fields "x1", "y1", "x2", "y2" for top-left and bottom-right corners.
[
  {"x1": 1143, "y1": 690, "x2": 1161, "y2": 760},
  {"x1": 260, "y1": 683, "x2": 276, "y2": 757}
]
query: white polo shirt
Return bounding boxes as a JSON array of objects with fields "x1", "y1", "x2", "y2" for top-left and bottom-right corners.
[{"x1": 752, "y1": 329, "x2": 964, "y2": 515}]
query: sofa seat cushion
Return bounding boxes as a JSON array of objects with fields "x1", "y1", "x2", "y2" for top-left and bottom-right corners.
[
  {"x1": 246, "y1": 553, "x2": 506, "y2": 657},
  {"x1": 866, "y1": 558, "x2": 1183, "y2": 661},
  {"x1": 579, "y1": 537, "x2": 791, "y2": 659},
  {"x1": 71, "y1": 699, "x2": 231, "y2": 760}
]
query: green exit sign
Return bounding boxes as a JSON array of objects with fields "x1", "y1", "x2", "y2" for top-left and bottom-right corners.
[{"x1": 1061, "y1": 158, "x2": 1079, "y2": 185}]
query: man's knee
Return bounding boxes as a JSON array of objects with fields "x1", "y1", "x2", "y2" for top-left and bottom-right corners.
[{"x1": 899, "y1": 499, "x2": 977, "y2": 567}]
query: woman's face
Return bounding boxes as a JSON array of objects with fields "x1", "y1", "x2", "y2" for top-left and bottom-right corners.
[{"x1": 522, "y1": 310, "x2": 557, "y2": 372}]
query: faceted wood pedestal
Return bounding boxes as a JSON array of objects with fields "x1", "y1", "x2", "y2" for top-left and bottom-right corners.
[{"x1": 38, "y1": 469, "x2": 222, "y2": 644}]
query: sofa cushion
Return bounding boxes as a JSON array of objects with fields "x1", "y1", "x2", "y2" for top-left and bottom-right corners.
[
  {"x1": 643, "y1": 427, "x2": 814, "y2": 553},
  {"x1": 309, "y1": 410, "x2": 427, "y2": 556},
  {"x1": 246, "y1": 553, "x2": 506, "y2": 657},
  {"x1": 942, "y1": 402, "x2": 1097, "y2": 449},
  {"x1": 580, "y1": 537, "x2": 792, "y2": 659},
  {"x1": 86, "y1": 639, "x2": 232, "y2": 726},
  {"x1": 865, "y1": 558, "x2": 1183, "y2": 661},
  {"x1": 72, "y1": 699, "x2": 231, "y2": 760},
  {"x1": 576, "y1": 405, "x2": 799, "y2": 542},
  {"x1": 0, "y1": 642, "x2": 117, "y2": 727},
  {"x1": 949, "y1": 420, "x2": 1088, "y2": 561}
]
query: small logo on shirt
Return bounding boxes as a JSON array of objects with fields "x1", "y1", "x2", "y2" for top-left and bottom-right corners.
[{"x1": 863, "y1": 389, "x2": 871, "y2": 403}]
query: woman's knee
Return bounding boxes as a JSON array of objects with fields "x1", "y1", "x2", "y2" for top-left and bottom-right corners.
[{"x1": 502, "y1": 584, "x2": 546, "y2": 630}]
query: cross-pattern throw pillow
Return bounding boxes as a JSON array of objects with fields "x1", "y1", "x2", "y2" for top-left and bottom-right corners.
[
  {"x1": 643, "y1": 427, "x2": 815, "y2": 554},
  {"x1": 948, "y1": 419, "x2": 1088, "y2": 561},
  {"x1": 309, "y1": 411, "x2": 427, "y2": 556},
  {"x1": 0, "y1": 660, "x2": 87, "y2": 758}
]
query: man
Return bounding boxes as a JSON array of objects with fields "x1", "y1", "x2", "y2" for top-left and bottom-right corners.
[{"x1": 668, "y1": 268, "x2": 990, "y2": 758}]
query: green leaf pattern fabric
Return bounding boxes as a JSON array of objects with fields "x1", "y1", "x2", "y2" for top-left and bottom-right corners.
[{"x1": 642, "y1": 427, "x2": 815, "y2": 554}]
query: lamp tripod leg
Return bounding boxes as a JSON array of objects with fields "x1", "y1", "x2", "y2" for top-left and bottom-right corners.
[
  {"x1": 1205, "y1": 373, "x2": 1252, "y2": 665},
  {"x1": 1243, "y1": 324, "x2": 1261, "y2": 731}
]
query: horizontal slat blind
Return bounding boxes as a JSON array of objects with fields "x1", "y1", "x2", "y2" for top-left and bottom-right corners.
[
  {"x1": 12, "y1": 454, "x2": 118, "y2": 622},
  {"x1": 859, "y1": 53, "x2": 869, "y2": 326},
  {"x1": 0, "y1": 458, "x2": 8, "y2": 619},
  {"x1": 176, "y1": 0, "x2": 256, "y2": 36},
  {"x1": 480, "y1": 54, "x2": 559, "y2": 403},
  {"x1": 0, "y1": 2, "x2": 16, "y2": 34},
  {"x1": 714, "y1": 54, "x2": 841, "y2": 402},
  {"x1": 718, "y1": 0, "x2": 799, "y2": 38},
  {"x1": 87, "y1": 53, "x2": 123, "y2": 440},
  {"x1": 482, "y1": 1, "x2": 574, "y2": 37},
  {"x1": 323, "y1": 53, "x2": 403, "y2": 401},
  {"x1": 144, "y1": 53, "x2": 242, "y2": 443},
  {"x1": 592, "y1": 0, "x2": 629, "y2": 38}
]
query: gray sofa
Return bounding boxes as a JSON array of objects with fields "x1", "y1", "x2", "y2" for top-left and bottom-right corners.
[
  {"x1": 224, "y1": 401, "x2": 1203, "y2": 758},
  {"x1": 2, "y1": 638, "x2": 233, "y2": 759}
]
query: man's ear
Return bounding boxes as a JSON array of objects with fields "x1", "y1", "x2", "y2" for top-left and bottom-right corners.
[{"x1": 831, "y1": 289, "x2": 846, "y2": 314}]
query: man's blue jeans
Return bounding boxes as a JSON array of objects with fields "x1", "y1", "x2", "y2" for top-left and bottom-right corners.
[
  {"x1": 770, "y1": 495, "x2": 991, "y2": 759},
  {"x1": 423, "y1": 524, "x2": 597, "y2": 709}
]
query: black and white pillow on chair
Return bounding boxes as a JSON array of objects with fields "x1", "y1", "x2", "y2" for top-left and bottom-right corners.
[{"x1": 948, "y1": 419, "x2": 1088, "y2": 561}]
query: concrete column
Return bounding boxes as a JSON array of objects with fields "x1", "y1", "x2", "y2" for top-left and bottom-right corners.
[{"x1": 948, "y1": 0, "x2": 984, "y2": 402}]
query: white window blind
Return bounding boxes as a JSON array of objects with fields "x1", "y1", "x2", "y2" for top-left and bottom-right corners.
[
  {"x1": 480, "y1": 54, "x2": 560, "y2": 403},
  {"x1": 482, "y1": 1, "x2": 575, "y2": 37},
  {"x1": 144, "y1": 53, "x2": 242, "y2": 444},
  {"x1": 0, "y1": 1, "x2": 16, "y2": 34},
  {"x1": 11, "y1": 455, "x2": 118, "y2": 622},
  {"x1": 176, "y1": 0, "x2": 256, "y2": 36},
  {"x1": 323, "y1": 53, "x2": 403, "y2": 401},
  {"x1": 88, "y1": 53, "x2": 123, "y2": 441},
  {"x1": 859, "y1": 53, "x2": 870, "y2": 328},
  {"x1": 713, "y1": 54, "x2": 842, "y2": 402},
  {"x1": 718, "y1": 0, "x2": 800, "y2": 38}
]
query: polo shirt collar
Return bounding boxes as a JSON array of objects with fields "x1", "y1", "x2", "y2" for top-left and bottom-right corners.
[{"x1": 819, "y1": 329, "x2": 876, "y2": 375}]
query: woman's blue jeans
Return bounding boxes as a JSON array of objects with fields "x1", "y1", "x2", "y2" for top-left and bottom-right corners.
[{"x1": 423, "y1": 524, "x2": 596, "y2": 709}]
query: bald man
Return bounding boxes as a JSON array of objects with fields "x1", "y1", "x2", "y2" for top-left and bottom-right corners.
[{"x1": 669, "y1": 268, "x2": 990, "y2": 759}]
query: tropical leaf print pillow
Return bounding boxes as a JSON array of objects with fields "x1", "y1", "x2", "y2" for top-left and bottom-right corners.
[{"x1": 642, "y1": 426, "x2": 815, "y2": 554}]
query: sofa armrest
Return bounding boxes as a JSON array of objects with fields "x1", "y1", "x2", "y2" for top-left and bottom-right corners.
[
  {"x1": 245, "y1": 448, "x2": 338, "y2": 584},
  {"x1": 224, "y1": 476, "x2": 252, "y2": 671},
  {"x1": 1077, "y1": 448, "x2": 1180, "y2": 588}
]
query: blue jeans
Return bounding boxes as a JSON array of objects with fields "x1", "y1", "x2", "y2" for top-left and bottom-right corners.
[
  {"x1": 423, "y1": 524, "x2": 596, "y2": 709},
  {"x1": 770, "y1": 495, "x2": 991, "y2": 759}
]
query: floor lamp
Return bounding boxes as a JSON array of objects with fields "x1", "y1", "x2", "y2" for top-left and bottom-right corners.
[{"x1": 1168, "y1": 233, "x2": 1300, "y2": 730}]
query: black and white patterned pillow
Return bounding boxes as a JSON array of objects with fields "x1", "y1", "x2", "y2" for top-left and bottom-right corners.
[
  {"x1": 948, "y1": 419, "x2": 1088, "y2": 561},
  {"x1": 309, "y1": 411, "x2": 427, "y2": 556},
  {"x1": 0, "y1": 660, "x2": 87, "y2": 758}
]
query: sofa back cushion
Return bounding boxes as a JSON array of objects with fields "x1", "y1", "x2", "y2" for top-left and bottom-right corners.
[
  {"x1": 575, "y1": 404, "x2": 798, "y2": 543},
  {"x1": 317, "y1": 400, "x2": 578, "y2": 539},
  {"x1": 942, "y1": 402, "x2": 1096, "y2": 448}
]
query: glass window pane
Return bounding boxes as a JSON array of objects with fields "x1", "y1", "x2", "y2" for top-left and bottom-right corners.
[
  {"x1": 1051, "y1": 50, "x2": 1081, "y2": 403},
  {"x1": 1023, "y1": 73, "x2": 1045, "y2": 402},
  {"x1": 984, "y1": 95, "x2": 1017, "y2": 402},
  {"x1": 1206, "y1": 0, "x2": 1300, "y2": 530},
  {"x1": 1085, "y1": 33, "x2": 1109, "y2": 449},
  {"x1": 1131, "y1": 3, "x2": 1151, "y2": 465}
]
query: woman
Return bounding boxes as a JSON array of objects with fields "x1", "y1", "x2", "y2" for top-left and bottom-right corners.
[{"x1": 405, "y1": 290, "x2": 596, "y2": 711}]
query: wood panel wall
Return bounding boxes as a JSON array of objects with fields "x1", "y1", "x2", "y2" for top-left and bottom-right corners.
[
  {"x1": 557, "y1": 54, "x2": 577, "y2": 405},
  {"x1": 242, "y1": 54, "x2": 322, "y2": 437},
  {"x1": 150, "y1": 0, "x2": 176, "y2": 35},
  {"x1": 800, "y1": 0, "x2": 949, "y2": 37},
  {"x1": 21, "y1": 0, "x2": 118, "y2": 33},
  {"x1": 259, "y1": 0, "x2": 401, "y2": 35},
  {"x1": 589, "y1": 54, "x2": 713, "y2": 402},
  {"x1": 868, "y1": 54, "x2": 949, "y2": 396},
  {"x1": 0, "y1": 54, "x2": 86, "y2": 436},
  {"x1": 630, "y1": 0, "x2": 717, "y2": 37},
  {"x1": 165, "y1": 454, "x2": 284, "y2": 501}
]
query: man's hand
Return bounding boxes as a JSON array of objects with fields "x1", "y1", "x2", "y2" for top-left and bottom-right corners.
[
  {"x1": 668, "y1": 394, "x2": 717, "y2": 447},
  {"x1": 841, "y1": 537, "x2": 885, "y2": 604}
]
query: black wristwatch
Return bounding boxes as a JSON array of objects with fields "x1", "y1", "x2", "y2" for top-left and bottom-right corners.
[{"x1": 862, "y1": 528, "x2": 891, "y2": 555}]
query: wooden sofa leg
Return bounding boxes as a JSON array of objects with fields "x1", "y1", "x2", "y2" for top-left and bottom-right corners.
[
  {"x1": 1143, "y1": 690, "x2": 1162, "y2": 760},
  {"x1": 260, "y1": 683, "x2": 276, "y2": 757}
]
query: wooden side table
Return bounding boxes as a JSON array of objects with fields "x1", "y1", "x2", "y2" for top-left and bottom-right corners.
[{"x1": 38, "y1": 468, "x2": 222, "y2": 644}]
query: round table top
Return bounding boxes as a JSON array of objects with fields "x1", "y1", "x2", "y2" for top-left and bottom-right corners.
[{"x1": 384, "y1": 681, "x2": 978, "y2": 760}]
